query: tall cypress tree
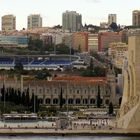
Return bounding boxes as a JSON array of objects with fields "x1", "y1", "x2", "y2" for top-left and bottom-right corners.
[
  {"x1": 30, "y1": 92, "x2": 35, "y2": 112},
  {"x1": 35, "y1": 95, "x2": 39, "y2": 112},
  {"x1": 14, "y1": 89, "x2": 18, "y2": 105},
  {"x1": 17, "y1": 89, "x2": 22, "y2": 105},
  {"x1": 5, "y1": 88, "x2": 9, "y2": 102},
  {"x1": 1, "y1": 84, "x2": 5, "y2": 101},
  {"x1": 89, "y1": 57, "x2": 94, "y2": 71},
  {"x1": 96, "y1": 85, "x2": 101, "y2": 108},
  {"x1": 25, "y1": 88, "x2": 30, "y2": 108},
  {"x1": 108, "y1": 102, "x2": 114, "y2": 114},
  {"x1": 59, "y1": 87, "x2": 63, "y2": 109},
  {"x1": 9, "y1": 88, "x2": 15, "y2": 103},
  {"x1": 21, "y1": 91, "x2": 26, "y2": 106}
]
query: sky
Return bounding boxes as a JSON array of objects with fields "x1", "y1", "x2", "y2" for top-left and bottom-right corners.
[{"x1": 0, "y1": 0, "x2": 140, "y2": 30}]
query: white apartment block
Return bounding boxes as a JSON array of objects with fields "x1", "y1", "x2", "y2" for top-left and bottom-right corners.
[
  {"x1": 108, "y1": 14, "x2": 117, "y2": 25},
  {"x1": 2, "y1": 14, "x2": 16, "y2": 31},
  {"x1": 28, "y1": 14, "x2": 42, "y2": 29}
]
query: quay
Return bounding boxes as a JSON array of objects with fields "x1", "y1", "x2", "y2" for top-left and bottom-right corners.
[{"x1": 0, "y1": 128, "x2": 140, "y2": 136}]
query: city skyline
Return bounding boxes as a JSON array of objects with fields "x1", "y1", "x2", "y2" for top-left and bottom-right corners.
[{"x1": 0, "y1": 0, "x2": 140, "y2": 30}]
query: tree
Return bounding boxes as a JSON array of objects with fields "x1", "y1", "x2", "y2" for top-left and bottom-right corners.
[
  {"x1": 35, "y1": 95, "x2": 39, "y2": 112},
  {"x1": 78, "y1": 45, "x2": 81, "y2": 53},
  {"x1": 59, "y1": 87, "x2": 63, "y2": 109},
  {"x1": 35, "y1": 70, "x2": 51, "y2": 80},
  {"x1": 14, "y1": 62, "x2": 23, "y2": 73},
  {"x1": 13, "y1": 89, "x2": 18, "y2": 105},
  {"x1": 28, "y1": 37, "x2": 43, "y2": 51},
  {"x1": 96, "y1": 85, "x2": 101, "y2": 108},
  {"x1": 1, "y1": 84, "x2": 5, "y2": 101},
  {"x1": 25, "y1": 88, "x2": 30, "y2": 108},
  {"x1": 94, "y1": 66, "x2": 106, "y2": 77},
  {"x1": 89, "y1": 57, "x2": 94, "y2": 71},
  {"x1": 30, "y1": 93, "x2": 35, "y2": 112},
  {"x1": 108, "y1": 102, "x2": 114, "y2": 114},
  {"x1": 109, "y1": 22, "x2": 118, "y2": 31},
  {"x1": 17, "y1": 89, "x2": 22, "y2": 105},
  {"x1": 21, "y1": 92, "x2": 26, "y2": 106}
]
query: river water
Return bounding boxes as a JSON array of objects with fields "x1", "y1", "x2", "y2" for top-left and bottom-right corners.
[{"x1": 0, "y1": 136, "x2": 139, "y2": 140}]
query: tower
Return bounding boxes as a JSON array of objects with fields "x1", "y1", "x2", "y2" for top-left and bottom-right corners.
[
  {"x1": 107, "y1": 66, "x2": 116, "y2": 105},
  {"x1": 117, "y1": 31, "x2": 140, "y2": 129}
]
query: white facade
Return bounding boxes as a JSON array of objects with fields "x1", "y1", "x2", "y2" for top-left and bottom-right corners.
[
  {"x1": 88, "y1": 34, "x2": 98, "y2": 52},
  {"x1": 28, "y1": 14, "x2": 42, "y2": 29},
  {"x1": 62, "y1": 11, "x2": 82, "y2": 32},
  {"x1": 108, "y1": 14, "x2": 117, "y2": 25},
  {"x1": 132, "y1": 10, "x2": 140, "y2": 26},
  {"x1": 2, "y1": 15, "x2": 16, "y2": 31}
]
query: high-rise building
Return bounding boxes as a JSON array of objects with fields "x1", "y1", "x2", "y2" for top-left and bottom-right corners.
[
  {"x1": 132, "y1": 10, "x2": 140, "y2": 26},
  {"x1": 62, "y1": 11, "x2": 82, "y2": 32},
  {"x1": 27, "y1": 14, "x2": 42, "y2": 29},
  {"x1": 108, "y1": 14, "x2": 117, "y2": 25},
  {"x1": 2, "y1": 14, "x2": 16, "y2": 31}
]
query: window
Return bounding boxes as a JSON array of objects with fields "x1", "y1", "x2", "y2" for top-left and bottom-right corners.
[
  {"x1": 68, "y1": 99, "x2": 73, "y2": 104},
  {"x1": 53, "y1": 98, "x2": 58, "y2": 104},
  {"x1": 90, "y1": 99, "x2": 95, "y2": 104},
  {"x1": 39, "y1": 89, "x2": 42, "y2": 93},
  {"x1": 76, "y1": 99, "x2": 81, "y2": 104},
  {"x1": 32, "y1": 89, "x2": 34, "y2": 93},
  {"x1": 46, "y1": 98, "x2": 51, "y2": 104},
  {"x1": 83, "y1": 99, "x2": 88, "y2": 104},
  {"x1": 77, "y1": 90, "x2": 79, "y2": 94},
  {"x1": 54, "y1": 89, "x2": 57, "y2": 94},
  {"x1": 38, "y1": 98, "x2": 43, "y2": 104}
]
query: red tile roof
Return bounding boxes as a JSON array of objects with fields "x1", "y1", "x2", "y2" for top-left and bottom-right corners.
[{"x1": 53, "y1": 76, "x2": 107, "y2": 83}]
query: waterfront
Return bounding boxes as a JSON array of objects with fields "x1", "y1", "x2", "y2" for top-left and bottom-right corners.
[{"x1": 0, "y1": 136, "x2": 139, "y2": 140}]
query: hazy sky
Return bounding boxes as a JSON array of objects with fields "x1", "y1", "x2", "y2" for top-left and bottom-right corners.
[{"x1": 0, "y1": 0, "x2": 140, "y2": 30}]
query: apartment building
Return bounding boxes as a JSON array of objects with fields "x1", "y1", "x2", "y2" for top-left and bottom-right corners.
[
  {"x1": 62, "y1": 11, "x2": 82, "y2": 32},
  {"x1": 28, "y1": 14, "x2": 42, "y2": 29},
  {"x1": 2, "y1": 14, "x2": 16, "y2": 31}
]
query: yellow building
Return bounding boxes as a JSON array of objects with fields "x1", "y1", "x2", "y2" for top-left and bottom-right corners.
[
  {"x1": 108, "y1": 42, "x2": 128, "y2": 69},
  {"x1": 72, "y1": 32, "x2": 88, "y2": 52}
]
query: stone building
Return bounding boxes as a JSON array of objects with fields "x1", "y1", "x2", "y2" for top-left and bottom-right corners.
[{"x1": 0, "y1": 76, "x2": 120, "y2": 107}]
